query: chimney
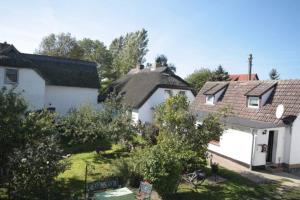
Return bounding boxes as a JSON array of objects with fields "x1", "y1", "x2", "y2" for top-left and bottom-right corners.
[{"x1": 248, "y1": 54, "x2": 253, "y2": 81}]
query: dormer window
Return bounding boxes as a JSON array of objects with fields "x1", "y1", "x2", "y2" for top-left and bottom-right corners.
[
  {"x1": 248, "y1": 96, "x2": 259, "y2": 108},
  {"x1": 206, "y1": 95, "x2": 215, "y2": 105}
]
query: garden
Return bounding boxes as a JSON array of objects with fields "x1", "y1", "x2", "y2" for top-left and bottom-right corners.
[{"x1": 1, "y1": 88, "x2": 300, "y2": 200}]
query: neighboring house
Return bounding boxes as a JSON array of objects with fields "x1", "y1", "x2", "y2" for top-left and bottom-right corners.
[
  {"x1": 0, "y1": 42, "x2": 99, "y2": 114},
  {"x1": 229, "y1": 74, "x2": 259, "y2": 81},
  {"x1": 190, "y1": 80, "x2": 300, "y2": 172},
  {"x1": 108, "y1": 65, "x2": 195, "y2": 123}
]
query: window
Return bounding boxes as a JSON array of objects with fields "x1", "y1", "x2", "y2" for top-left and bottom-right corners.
[
  {"x1": 4, "y1": 68, "x2": 18, "y2": 84},
  {"x1": 206, "y1": 95, "x2": 215, "y2": 105},
  {"x1": 248, "y1": 96, "x2": 259, "y2": 108},
  {"x1": 165, "y1": 89, "x2": 173, "y2": 97},
  {"x1": 179, "y1": 91, "x2": 186, "y2": 96}
]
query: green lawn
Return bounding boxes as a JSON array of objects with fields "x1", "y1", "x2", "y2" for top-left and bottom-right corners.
[{"x1": 1, "y1": 145, "x2": 300, "y2": 199}]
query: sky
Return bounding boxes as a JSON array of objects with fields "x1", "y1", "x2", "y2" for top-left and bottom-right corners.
[{"x1": 1, "y1": 0, "x2": 300, "y2": 80}]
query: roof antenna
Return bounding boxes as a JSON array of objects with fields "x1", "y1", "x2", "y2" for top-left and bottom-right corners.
[{"x1": 248, "y1": 54, "x2": 253, "y2": 81}]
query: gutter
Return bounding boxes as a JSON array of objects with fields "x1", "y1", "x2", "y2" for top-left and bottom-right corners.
[{"x1": 250, "y1": 128, "x2": 256, "y2": 170}]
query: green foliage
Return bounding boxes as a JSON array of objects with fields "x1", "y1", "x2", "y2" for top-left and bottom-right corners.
[
  {"x1": 186, "y1": 66, "x2": 229, "y2": 93},
  {"x1": 185, "y1": 68, "x2": 214, "y2": 93},
  {"x1": 128, "y1": 146, "x2": 182, "y2": 198},
  {"x1": 269, "y1": 68, "x2": 280, "y2": 80},
  {"x1": 8, "y1": 135, "x2": 67, "y2": 199},
  {"x1": 211, "y1": 65, "x2": 229, "y2": 81},
  {"x1": 59, "y1": 104, "x2": 107, "y2": 147},
  {"x1": 154, "y1": 95, "x2": 224, "y2": 170},
  {"x1": 36, "y1": 33, "x2": 84, "y2": 59},
  {"x1": 109, "y1": 29, "x2": 149, "y2": 77},
  {"x1": 0, "y1": 87, "x2": 27, "y2": 170},
  {"x1": 155, "y1": 54, "x2": 176, "y2": 72}
]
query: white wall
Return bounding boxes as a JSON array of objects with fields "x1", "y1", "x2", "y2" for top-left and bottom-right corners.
[
  {"x1": 133, "y1": 87, "x2": 195, "y2": 123},
  {"x1": 208, "y1": 128, "x2": 254, "y2": 165},
  {"x1": 45, "y1": 85, "x2": 98, "y2": 115},
  {"x1": 289, "y1": 115, "x2": 300, "y2": 165},
  {"x1": 0, "y1": 66, "x2": 45, "y2": 110}
]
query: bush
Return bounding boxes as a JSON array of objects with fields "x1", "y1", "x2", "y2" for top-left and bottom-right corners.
[{"x1": 8, "y1": 136, "x2": 68, "y2": 199}]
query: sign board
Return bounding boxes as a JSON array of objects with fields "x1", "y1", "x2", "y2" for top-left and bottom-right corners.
[{"x1": 88, "y1": 178, "x2": 119, "y2": 192}]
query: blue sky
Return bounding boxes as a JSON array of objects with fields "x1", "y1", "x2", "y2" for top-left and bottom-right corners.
[{"x1": 1, "y1": 0, "x2": 300, "y2": 79}]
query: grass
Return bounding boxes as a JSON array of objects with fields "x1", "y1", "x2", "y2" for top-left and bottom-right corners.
[
  {"x1": 171, "y1": 168, "x2": 300, "y2": 200},
  {"x1": 1, "y1": 145, "x2": 300, "y2": 199},
  {"x1": 55, "y1": 144, "x2": 128, "y2": 198}
]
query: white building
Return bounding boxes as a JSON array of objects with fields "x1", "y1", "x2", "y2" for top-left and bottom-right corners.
[
  {"x1": 190, "y1": 80, "x2": 300, "y2": 172},
  {"x1": 106, "y1": 65, "x2": 195, "y2": 123},
  {"x1": 0, "y1": 42, "x2": 99, "y2": 114}
]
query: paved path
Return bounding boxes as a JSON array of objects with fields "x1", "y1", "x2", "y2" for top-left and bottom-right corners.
[{"x1": 210, "y1": 153, "x2": 300, "y2": 187}]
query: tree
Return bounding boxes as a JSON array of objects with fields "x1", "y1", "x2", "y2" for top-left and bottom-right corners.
[
  {"x1": 186, "y1": 66, "x2": 229, "y2": 93},
  {"x1": 0, "y1": 88, "x2": 27, "y2": 174},
  {"x1": 155, "y1": 54, "x2": 176, "y2": 72},
  {"x1": 78, "y1": 38, "x2": 113, "y2": 90},
  {"x1": 269, "y1": 68, "x2": 280, "y2": 80},
  {"x1": 185, "y1": 68, "x2": 213, "y2": 93},
  {"x1": 109, "y1": 29, "x2": 149, "y2": 77},
  {"x1": 211, "y1": 65, "x2": 229, "y2": 81},
  {"x1": 36, "y1": 33, "x2": 84, "y2": 59}
]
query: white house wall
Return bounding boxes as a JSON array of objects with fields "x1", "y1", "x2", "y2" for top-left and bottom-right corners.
[
  {"x1": 45, "y1": 85, "x2": 98, "y2": 114},
  {"x1": 134, "y1": 88, "x2": 195, "y2": 123},
  {"x1": 289, "y1": 115, "x2": 300, "y2": 165},
  {"x1": 0, "y1": 66, "x2": 45, "y2": 110},
  {"x1": 208, "y1": 128, "x2": 254, "y2": 165}
]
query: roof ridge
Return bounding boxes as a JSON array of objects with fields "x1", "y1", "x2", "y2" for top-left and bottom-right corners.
[{"x1": 23, "y1": 53, "x2": 96, "y2": 65}]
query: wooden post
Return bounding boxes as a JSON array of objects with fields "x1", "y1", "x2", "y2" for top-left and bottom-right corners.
[{"x1": 84, "y1": 164, "x2": 88, "y2": 200}]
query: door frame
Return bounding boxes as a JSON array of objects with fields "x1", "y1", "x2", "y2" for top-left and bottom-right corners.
[{"x1": 266, "y1": 131, "x2": 275, "y2": 163}]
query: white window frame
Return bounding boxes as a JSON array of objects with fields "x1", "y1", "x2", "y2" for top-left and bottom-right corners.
[
  {"x1": 248, "y1": 96, "x2": 260, "y2": 108},
  {"x1": 4, "y1": 68, "x2": 19, "y2": 85},
  {"x1": 206, "y1": 95, "x2": 215, "y2": 105}
]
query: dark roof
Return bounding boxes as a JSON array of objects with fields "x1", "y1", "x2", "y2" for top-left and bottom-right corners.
[
  {"x1": 203, "y1": 82, "x2": 229, "y2": 95},
  {"x1": 190, "y1": 80, "x2": 300, "y2": 128},
  {"x1": 229, "y1": 74, "x2": 259, "y2": 81},
  {"x1": 110, "y1": 67, "x2": 193, "y2": 108},
  {"x1": 0, "y1": 43, "x2": 99, "y2": 89}
]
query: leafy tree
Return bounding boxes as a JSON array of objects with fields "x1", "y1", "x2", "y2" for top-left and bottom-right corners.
[
  {"x1": 211, "y1": 65, "x2": 229, "y2": 81},
  {"x1": 8, "y1": 135, "x2": 67, "y2": 199},
  {"x1": 185, "y1": 68, "x2": 213, "y2": 93},
  {"x1": 186, "y1": 66, "x2": 229, "y2": 93},
  {"x1": 109, "y1": 29, "x2": 149, "y2": 77},
  {"x1": 155, "y1": 54, "x2": 176, "y2": 72},
  {"x1": 78, "y1": 39, "x2": 113, "y2": 92},
  {"x1": 269, "y1": 68, "x2": 280, "y2": 80},
  {"x1": 154, "y1": 95, "x2": 224, "y2": 170},
  {"x1": 36, "y1": 33, "x2": 84, "y2": 59},
  {"x1": 0, "y1": 88, "x2": 27, "y2": 174}
]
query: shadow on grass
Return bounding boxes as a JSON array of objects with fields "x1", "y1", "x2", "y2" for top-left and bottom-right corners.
[
  {"x1": 93, "y1": 148, "x2": 129, "y2": 164},
  {"x1": 53, "y1": 178, "x2": 86, "y2": 199},
  {"x1": 168, "y1": 168, "x2": 293, "y2": 200}
]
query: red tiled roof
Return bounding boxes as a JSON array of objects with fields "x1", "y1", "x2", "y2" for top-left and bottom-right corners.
[
  {"x1": 190, "y1": 80, "x2": 300, "y2": 127},
  {"x1": 229, "y1": 74, "x2": 259, "y2": 81}
]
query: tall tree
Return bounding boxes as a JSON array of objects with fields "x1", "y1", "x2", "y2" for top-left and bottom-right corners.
[
  {"x1": 155, "y1": 54, "x2": 176, "y2": 72},
  {"x1": 109, "y1": 29, "x2": 149, "y2": 77},
  {"x1": 78, "y1": 38, "x2": 113, "y2": 92},
  {"x1": 211, "y1": 65, "x2": 229, "y2": 81},
  {"x1": 185, "y1": 68, "x2": 213, "y2": 93},
  {"x1": 36, "y1": 33, "x2": 84, "y2": 59},
  {"x1": 269, "y1": 68, "x2": 280, "y2": 80}
]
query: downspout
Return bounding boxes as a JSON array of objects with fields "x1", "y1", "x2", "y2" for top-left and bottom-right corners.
[{"x1": 250, "y1": 128, "x2": 256, "y2": 170}]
